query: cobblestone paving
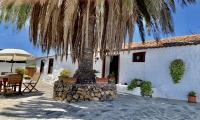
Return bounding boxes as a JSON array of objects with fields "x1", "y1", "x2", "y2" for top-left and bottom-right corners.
[{"x1": 1, "y1": 81, "x2": 200, "y2": 120}]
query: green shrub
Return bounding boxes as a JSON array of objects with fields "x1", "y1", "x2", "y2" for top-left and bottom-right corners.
[
  {"x1": 24, "y1": 75, "x2": 31, "y2": 80},
  {"x1": 188, "y1": 91, "x2": 196, "y2": 96},
  {"x1": 127, "y1": 79, "x2": 143, "y2": 90},
  {"x1": 15, "y1": 67, "x2": 25, "y2": 75},
  {"x1": 140, "y1": 81, "x2": 153, "y2": 97},
  {"x1": 108, "y1": 72, "x2": 115, "y2": 78},
  {"x1": 26, "y1": 60, "x2": 36, "y2": 67},
  {"x1": 169, "y1": 59, "x2": 185, "y2": 83},
  {"x1": 127, "y1": 80, "x2": 137, "y2": 90},
  {"x1": 60, "y1": 69, "x2": 71, "y2": 78}
]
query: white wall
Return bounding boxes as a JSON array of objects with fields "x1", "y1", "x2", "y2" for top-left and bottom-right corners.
[
  {"x1": 93, "y1": 55, "x2": 103, "y2": 77},
  {"x1": 36, "y1": 56, "x2": 78, "y2": 84},
  {"x1": 0, "y1": 62, "x2": 26, "y2": 74},
  {"x1": 36, "y1": 55, "x2": 103, "y2": 84},
  {"x1": 36, "y1": 45, "x2": 200, "y2": 101},
  {"x1": 105, "y1": 56, "x2": 111, "y2": 77},
  {"x1": 119, "y1": 50, "x2": 145, "y2": 83},
  {"x1": 119, "y1": 45, "x2": 200, "y2": 101}
]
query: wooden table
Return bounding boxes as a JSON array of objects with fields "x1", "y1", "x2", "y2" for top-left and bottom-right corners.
[
  {"x1": 0, "y1": 75, "x2": 8, "y2": 95},
  {"x1": 0, "y1": 75, "x2": 22, "y2": 95}
]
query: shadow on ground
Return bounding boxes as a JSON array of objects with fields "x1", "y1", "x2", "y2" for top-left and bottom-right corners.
[
  {"x1": 0, "y1": 91, "x2": 44, "y2": 99},
  {"x1": 1, "y1": 94, "x2": 200, "y2": 120},
  {"x1": 0, "y1": 95, "x2": 84, "y2": 119}
]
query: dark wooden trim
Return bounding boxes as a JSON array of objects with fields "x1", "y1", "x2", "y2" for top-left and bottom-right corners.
[
  {"x1": 0, "y1": 60, "x2": 26, "y2": 63},
  {"x1": 40, "y1": 60, "x2": 45, "y2": 73},
  {"x1": 48, "y1": 58, "x2": 54, "y2": 74},
  {"x1": 133, "y1": 52, "x2": 146, "y2": 62},
  {"x1": 117, "y1": 55, "x2": 120, "y2": 84},
  {"x1": 102, "y1": 57, "x2": 106, "y2": 78}
]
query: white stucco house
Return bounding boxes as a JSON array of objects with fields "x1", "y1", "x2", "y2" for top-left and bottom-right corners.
[{"x1": 36, "y1": 34, "x2": 200, "y2": 101}]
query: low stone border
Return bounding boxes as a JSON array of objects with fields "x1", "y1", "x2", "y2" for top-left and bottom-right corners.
[{"x1": 53, "y1": 80, "x2": 117, "y2": 102}]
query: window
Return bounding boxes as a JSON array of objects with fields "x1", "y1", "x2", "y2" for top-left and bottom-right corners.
[
  {"x1": 133, "y1": 52, "x2": 146, "y2": 62},
  {"x1": 48, "y1": 58, "x2": 54, "y2": 74}
]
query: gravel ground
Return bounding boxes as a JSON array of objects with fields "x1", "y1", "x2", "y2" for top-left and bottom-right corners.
[{"x1": 1, "y1": 81, "x2": 200, "y2": 120}]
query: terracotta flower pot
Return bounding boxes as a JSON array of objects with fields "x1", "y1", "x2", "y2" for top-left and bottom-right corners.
[
  {"x1": 96, "y1": 78, "x2": 108, "y2": 84},
  {"x1": 188, "y1": 96, "x2": 197, "y2": 103},
  {"x1": 108, "y1": 77, "x2": 116, "y2": 84},
  {"x1": 59, "y1": 76, "x2": 76, "y2": 84},
  {"x1": 26, "y1": 67, "x2": 36, "y2": 77}
]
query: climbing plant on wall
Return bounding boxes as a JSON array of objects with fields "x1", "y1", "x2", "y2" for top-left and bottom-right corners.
[{"x1": 169, "y1": 59, "x2": 185, "y2": 84}]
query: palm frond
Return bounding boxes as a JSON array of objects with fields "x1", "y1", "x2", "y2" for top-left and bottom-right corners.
[{"x1": 0, "y1": 0, "x2": 196, "y2": 61}]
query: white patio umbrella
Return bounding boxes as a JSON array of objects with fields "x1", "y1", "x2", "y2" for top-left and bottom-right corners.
[{"x1": 0, "y1": 49, "x2": 34, "y2": 72}]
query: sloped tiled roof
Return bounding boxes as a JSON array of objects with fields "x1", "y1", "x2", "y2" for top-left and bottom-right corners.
[
  {"x1": 123, "y1": 34, "x2": 200, "y2": 51},
  {"x1": 36, "y1": 34, "x2": 200, "y2": 59}
]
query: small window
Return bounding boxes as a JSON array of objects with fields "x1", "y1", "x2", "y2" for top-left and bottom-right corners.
[
  {"x1": 133, "y1": 52, "x2": 146, "y2": 62},
  {"x1": 48, "y1": 58, "x2": 54, "y2": 74}
]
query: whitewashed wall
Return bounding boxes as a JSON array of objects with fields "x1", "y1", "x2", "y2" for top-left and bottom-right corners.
[
  {"x1": 105, "y1": 56, "x2": 111, "y2": 77},
  {"x1": 119, "y1": 50, "x2": 145, "y2": 83},
  {"x1": 0, "y1": 62, "x2": 26, "y2": 74},
  {"x1": 36, "y1": 55, "x2": 103, "y2": 84},
  {"x1": 36, "y1": 44, "x2": 200, "y2": 101},
  {"x1": 36, "y1": 56, "x2": 77, "y2": 84},
  {"x1": 119, "y1": 45, "x2": 200, "y2": 101}
]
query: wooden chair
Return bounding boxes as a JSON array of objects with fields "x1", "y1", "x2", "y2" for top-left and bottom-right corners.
[
  {"x1": 1, "y1": 72, "x2": 12, "y2": 75},
  {"x1": 4, "y1": 74, "x2": 23, "y2": 95},
  {"x1": 0, "y1": 80, "x2": 2, "y2": 93},
  {"x1": 23, "y1": 73, "x2": 41, "y2": 93}
]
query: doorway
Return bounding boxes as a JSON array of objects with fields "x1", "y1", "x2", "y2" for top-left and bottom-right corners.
[
  {"x1": 109, "y1": 55, "x2": 119, "y2": 84},
  {"x1": 48, "y1": 58, "x2": 54, "y2": 74},
  {"x1": 40, "y1": 60, "x2": 45, "y2": 73}
]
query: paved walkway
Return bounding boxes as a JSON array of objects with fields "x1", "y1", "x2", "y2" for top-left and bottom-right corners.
[{"x1": 1, "y1": 81, "x2": 200, "y2": 120}]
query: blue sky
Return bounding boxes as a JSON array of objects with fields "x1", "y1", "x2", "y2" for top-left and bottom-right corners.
[{"x1": 0, "y1": 1, "x2": 200, "y2": 57}]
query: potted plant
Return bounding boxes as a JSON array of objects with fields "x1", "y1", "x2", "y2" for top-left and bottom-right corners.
[
  {"x1": 94, "y1": 70, "x2": 108, "y2": 84},
  {"x1": 96, "y1": 77, "x2": 109, "y2": 84},
  {"x1": 108, "y1": 72, "x2": 116, "y2": 84},
  {"x1": 140, "y1": 81, "x2": 153, "y2": 97},
  {"x1": 23, "y1": 74, "x2": 31, "y2": 80},
  {"x1": 127, "y1": 79, "x2": 143, "y2": 90},
  {"x1": 59, "y1": 69, "x2": 76, "y2": 84},
  {"x1": 15, "y1": 67, "x2": 25, "y2": 76},
  {"x1": 188, "y1": 91, "x2": 197, "y2": 103},
  {"x1": 26, "y1": 66, "x2": 36, "y2": 77}
]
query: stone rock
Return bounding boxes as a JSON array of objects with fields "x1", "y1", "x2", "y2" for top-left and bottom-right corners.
[
  {"x1": 95, "y1": 93, "x2": 101, "y2": 98},
  {"x1": 66, "y1": 96, "x2": 72, "y2": 102},
  {"x1": 101, "y1": 92, "x2": 105, "y2": 95},
  {"x1": 105, "y1": 91, "x2": 110, "y2": 95},
  {"x1": 91, "y1": 93, "x2": 95, "y2": 97},
  {"x1": 78, "y1": 88, "x2": 84, "y2": 91},
  {"x1": 73, "y1": 95, "x2": 79, "y2": 99},
  {"x1": 80, "y1": 96, "x2": 84, "y2": 100},
  {"x1": 85, "y1": 95, "x2": 90, "y2": 99},
  {"x1": 53, "y1": 80, "x2": 117, "y2": 102},
  {"x1": 92, "y1": 97, "x2": 100, "y2": 101}
]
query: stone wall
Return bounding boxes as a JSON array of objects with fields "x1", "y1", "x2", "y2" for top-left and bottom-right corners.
[{"x1": 53, "y1": 80, "x2": 117, "y2": 102}]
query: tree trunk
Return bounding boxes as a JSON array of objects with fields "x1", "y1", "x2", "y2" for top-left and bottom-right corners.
[
  {"x1": 74, "y1": 5, "x2": 96, "y2": 84},
  {"x1": 74, "y1": 47, "x2": 95, "y2": 84}
]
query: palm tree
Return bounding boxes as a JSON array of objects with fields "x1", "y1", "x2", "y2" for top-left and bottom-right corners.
[{"x1": 0, "y1": 0, "x2": 196, "y2": 84}]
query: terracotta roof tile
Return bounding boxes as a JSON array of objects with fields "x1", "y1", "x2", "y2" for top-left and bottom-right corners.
[{"x1": 123, "y1": 34, "x2": 200, "y2": 50}]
